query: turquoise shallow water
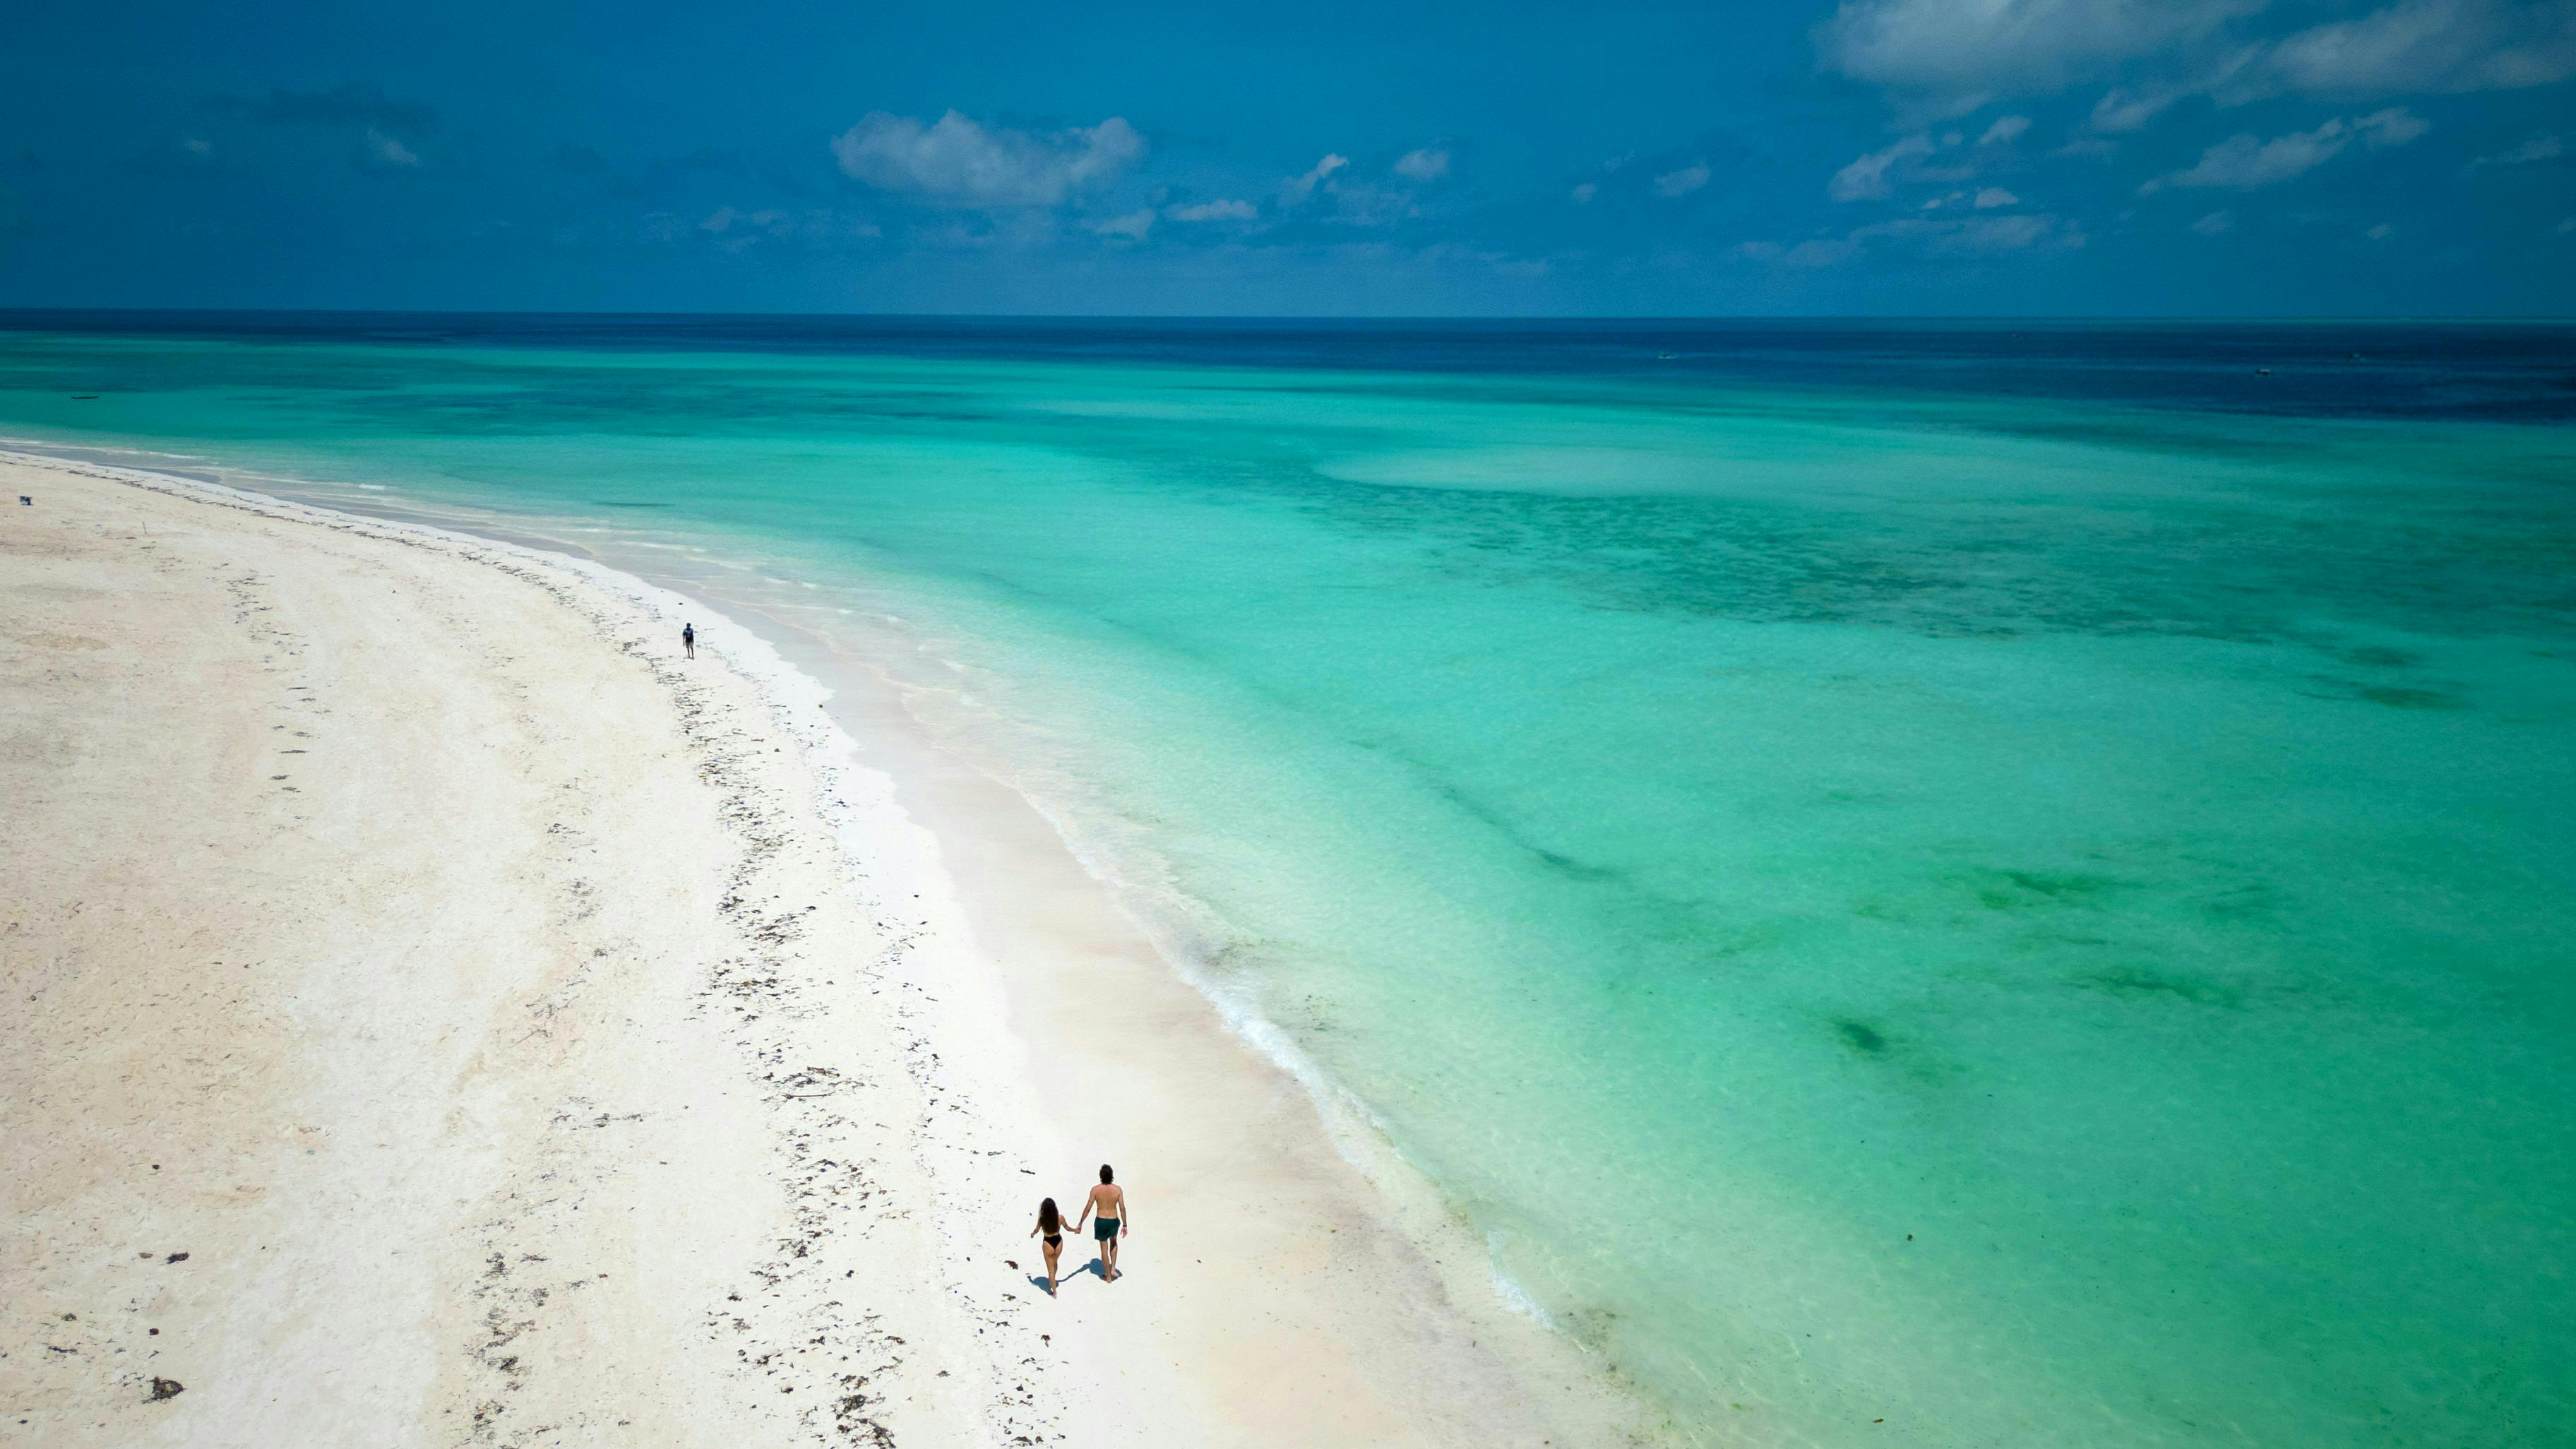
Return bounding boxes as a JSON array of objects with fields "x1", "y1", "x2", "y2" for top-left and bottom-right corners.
[{"x1": 4, "y1": 320, "x2": 2572, "y2": 1446}]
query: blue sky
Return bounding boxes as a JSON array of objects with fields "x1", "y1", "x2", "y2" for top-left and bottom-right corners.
[{"x1": 3, "y1": 0, "x2": 2570, "y2": 314}]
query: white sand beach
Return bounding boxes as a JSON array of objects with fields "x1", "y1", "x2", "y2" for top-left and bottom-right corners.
[{"x1": 0, "y1": 453, "x2": 1640, "y2": 1448}]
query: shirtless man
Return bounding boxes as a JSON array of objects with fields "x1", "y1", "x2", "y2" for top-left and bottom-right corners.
[{"x1": 1071, "y1": 1164, "x2": 1127, "y2": 1282}]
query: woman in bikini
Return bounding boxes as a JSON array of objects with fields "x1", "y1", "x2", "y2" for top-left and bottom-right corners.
[{"x1": 1030, "y1": 1197, "x2": 1066, "y2": 1296}]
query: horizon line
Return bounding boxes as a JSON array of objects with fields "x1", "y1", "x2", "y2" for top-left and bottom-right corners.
[{"x1": 1, "y1": 306, "x2": 2572, "y2": 325}]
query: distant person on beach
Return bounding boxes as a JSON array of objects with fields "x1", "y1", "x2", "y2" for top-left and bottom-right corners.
[
  {"x1": 1030, "y1": 1197, "x2": 1066, "y2": 1296},
  {"x1": 681, "y1": 622, "x2": 695, "y2": 659},
  {"x1": 1072, "y1": 1164, "x2": 1126, "y2": 1282}
]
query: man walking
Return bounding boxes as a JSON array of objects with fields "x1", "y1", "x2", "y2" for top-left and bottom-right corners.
[
  {"x1": 1073, "y1": 1164, "x2": 1127, "y2": 1282},
  {"x1": 681, "y1": 621, "x2": 695, "y2": 659}
]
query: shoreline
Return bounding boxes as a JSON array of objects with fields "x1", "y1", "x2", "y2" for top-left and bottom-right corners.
[{"x1": 1, "y1": 448, "x2": 1650, "y2": 1446}]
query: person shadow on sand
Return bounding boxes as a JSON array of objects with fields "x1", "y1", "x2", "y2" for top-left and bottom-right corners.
[{"x1": 1025, "y1": 1256, "x2": 1131, "y2": 1296}]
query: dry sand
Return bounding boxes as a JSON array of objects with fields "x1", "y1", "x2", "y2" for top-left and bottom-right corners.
[{"x1": 1, "y1": 454, "x2": 1643, "y2": 1448}]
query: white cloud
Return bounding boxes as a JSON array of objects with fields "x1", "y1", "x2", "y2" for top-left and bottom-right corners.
[
  {"x1": 1975, "y1": 186, "x2": 2020, "y2": 207},
  {"x1": 1570, "y1": 181, "x2": 1598, "y2": 203},
  {"x1": 1393, "y1": 147, "x2": 1450, "y2": 181},
  {"x1": 1654, "y1": 161, "x2": 1711, "y2": 197},
  {"x1": 1949, "y1": 212, "x2": 2068, "y2": 249},
  {"x1": 2149, "y1": 124, "x2": 2342, "y2": 189},
  {"x1": 2356, "y1": 106, "x2": 2430, "y2": 145},
  {"x1": 2238, "y1": 0, "x2": 2576, "y2": 100},
  {"x1": 1859, "y1": 211, "x2": 2086, "y2": 251},
  {"x1": 1819, "y1": 0, "x2": 2259, "y2": 99},
  {"x1": 1980, "y1": 114, "x2": 2033, "y2": 144},
  {"x1": 1283, "y1": 153, "x2": 1350, "y2": 203},
  {"x1": 2192, "y1": 209, "x2": 2236, "y2": 234},
  {"x1": 2089, "y1": 85, "x2": 2178, "y2": 131},
  {"x1": 1270, "y1": 155, "x2": 1421, "y2": 225},
  {"x1": 1739, "y1": 210, "x2": 2085, "y2": 266},
  {"x1": 1824, "y1": 0, "x2": 2576, "y2": 121},
  {"x1": 2471, "y1": 133, "x2": 2563, "y2": 167},
  {"x1": 831, "y1": 111, "x2": 1143, "y2": 207},
  {"x1": 182, "y1": 138, "x2": 211, "y2": 156},
  {"x1": 1829, "y1": 132, "x2": 1933, "y2": 200},
  {"x1": 2142, "y1": 108, "x2": 2425, "y2": 191},
  {"x1": 2558, "y1": 215, "x2": 2576, "y2": 233},
  {"x1": 1165, "y1": 198, "x2": 1256, "y2": 222},
  {"x1": 364, "y1": 127, "x2": 419, "y2": 167},
  {"x1": 2366, "y1": 221, "x2": 2395, "y2": 238},
  {"x1": 1086, "y1": 208, "x2": 1155, "y2": 239}
]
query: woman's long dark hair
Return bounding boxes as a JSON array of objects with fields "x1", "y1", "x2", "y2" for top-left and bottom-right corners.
[{"x1": 1039, "y1": 1197, "x2": 1060, "y2": 1232}]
